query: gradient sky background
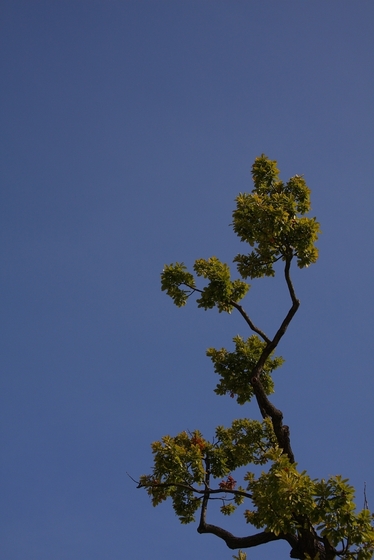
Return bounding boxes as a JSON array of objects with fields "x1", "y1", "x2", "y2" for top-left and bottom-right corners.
[{"x1": 1, "y1": 2, "x2": 374, "y2": 559}]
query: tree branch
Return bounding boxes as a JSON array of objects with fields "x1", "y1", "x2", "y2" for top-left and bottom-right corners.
[
  {"x1": 197, "y1": 520, "x2": 291, "y2": 550},
  {"x1": 137, "y1": 479, "x2": 252, "y2": 500},
  {"x1": 195, "y1": 457, "x2": 296, "y2": 552},
  {"x1": 184, "y1": 283, "x2": 270, "y2": 343},
  {"x1": 270, "y1": 256, "x2": 300, "y2": 349},
  {"x1": 248, "y1": 257, "x2": 300, "y2": 463},
  {"x1": 229, "y1": 300, "x2": 270, "y2": 343}
]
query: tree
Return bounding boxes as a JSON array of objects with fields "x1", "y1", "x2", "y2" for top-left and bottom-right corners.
[{"x1": 137, "y1": 155, "x2": 374, "y2": 559}]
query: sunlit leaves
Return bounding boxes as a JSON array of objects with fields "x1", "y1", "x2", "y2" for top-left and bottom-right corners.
[
  {"x1": 161, "y1": 262, "x2": 196, "y2": 307},
  {"x1": 139, "y1": 419, "x2": 277, "y2": 523},
  {"x1": 243, "y1": 455, "x2": 374, "y2": 558},
  {"x1": 221, "y1": 503, "x2": 236, "y2": 516},
  {"x1": 244, "y1": 451, "x2": 316, "y2": 535},
  {"x1": 161, "y1": 258, "x2": 249, "y2": 313},
  {"x1": 232, "y1": 551, "x2": 247, "y2": 560},
  {"x1": 232, "y1": 154, "x2": 321, "y2": 278},
  {"x1": 139, "y1": 430, "x2": 208, "y2": 523},
  {"x1": 313, "y1": 476, "x2": 374, "y2": 559},
  {"x1": 193, "y1": 257, "x2": 249, "y2": 313},
  {"x1": 208, "y1": 335, "x2": 284, "y2": 404},
  {"x1": 207, "y1": 418, "x2": 277, "y2": 483},
  {"x1": 140, "y1": 427, "x2": 374, "y2": 555}
]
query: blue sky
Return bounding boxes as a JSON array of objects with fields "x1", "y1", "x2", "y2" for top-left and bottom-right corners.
[{"x1": 1, "y1": 2, "x2": 373, "y2": 559}]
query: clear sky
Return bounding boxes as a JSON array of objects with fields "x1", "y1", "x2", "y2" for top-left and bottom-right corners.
[{"x1": 1, "y1": 2, "x2": 373, "y2": 559}]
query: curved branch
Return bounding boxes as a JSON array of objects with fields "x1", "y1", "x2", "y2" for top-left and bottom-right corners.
[
  {"x1": 284, "y1": 255, "x2": 298, "y2": 303},
  {"x1": 184, "y1": 283, "x2": 270, "y2": 343},
  {"x1": 270, "y1": 256, "x2": 300, "y2": 349},
  {"x1": 229, "y1": 300, "x2": 270, "y2": 343},
  {"x1": 197, "y1": 520, "x2": 291, "y2": 550},
  {"x1": 248, "y1": 257, "x2": 300, "y2": 463},
  {"x1": 196, "y1": 458, "x2": 299, "y2": 553},
  {"x1": 258, "y1": 257, "x2": 300, "y2": 361}
]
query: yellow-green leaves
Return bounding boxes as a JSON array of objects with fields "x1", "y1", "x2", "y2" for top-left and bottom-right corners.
[
  {"x1": 193, "y1": 257, "x2": 249, "y2": 312},
  {"x1": 313, "y1": 476, "x2": 374, "y2": 559},
  {"x1": 251, "y1": 155, "x2": 281, "y2": 192},
  {"x1": 139, "y1": 430, "x2": 208, "y2": 523},
  {"x1": 214, "y1": 418, "x2": 277, "y2": 469},
  {"x1": 232, "y1": 155, "x2": 321, "y2": 278},
  {"x1": 141, "y1": 426, "x2": 374, "y2": 556},
  {"x1": 244, "y1": 452, "x2": 316, "y2": 535},
  {"x1": 232, "y1": 551, "x2": 247, "y2": 560},
  {"x1": 161, "y1": 262, "x2": 196, "y2": 307},
  {"x1": 161, "y1": 258, "x2": 250, "y2": 313},
  {"x1": 139, "y1": 420, "x2": 278, "y2": 523},
  {"x1": 208, "y1": 335, "x2": 284, "y2": 405},
  {"x1": 243, "y1": 459, "x2": 374, "y2": 558}
]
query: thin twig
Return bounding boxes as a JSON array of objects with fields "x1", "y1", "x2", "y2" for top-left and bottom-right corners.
[{"x1": 138, "y1": 479, "x2": 252, "y2": 500}]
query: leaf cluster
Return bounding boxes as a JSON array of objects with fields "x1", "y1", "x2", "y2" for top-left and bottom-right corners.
[
  {"x1": 245, "y1": 451, "x2": 374, "y2": 559},
  {"x1": 214, "y1": 418, "x2": 277, "y2": 471},
  {"x1": 244, "y1": 450, "x2": 317, "y2": 533},
  {"x1": 161, "y1": 257, "x2": 249, "y2": 313},
  {"x1": 208, "y1": 335, "x2": 284, "y2": 404},
  {"x1": 139, "y1": 419, "x2": 277, "y2": 523},
  {"x1": 161, "y1": 262, "x2": 196, "y2": 307},
  {"x1": 232, "y1": 154, "x2": 320, "y2": 278},
  {"x1": 139, "y1": 430, "x2": 208, "y2": 523},
  {"x1": 313, "y1": 477, "x2": 374, "y2": 559}
]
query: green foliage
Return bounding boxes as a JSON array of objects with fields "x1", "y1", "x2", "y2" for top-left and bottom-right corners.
[
  {"x1": 141, "y1": 155, "x2": 374, "y2": 559},
  {"x1": 161, "y1": 262, "x2": 196, "y2": 307},
  {"x1": 221, "y1": 503, "x2": 237, "y2": 516},
  {"x1": 244, "y1": 453, "x2": 374, "y2": 559},
  {"x1": 193, "y1": 257, "x2": 249, "y2": 313},
  {"x1": 141, "y1": 427, "x2": 374, "y2": 555},
  {"x1": 208, "y1": 335, "x2": 284, "y2": 404},
  {"x1": 139, "y1": 430, "x2": 209, "y2": 523},
  {"x1": 161, "y1": 257, "x2": 249, "y2": 314},
  {"x1": 140, "y1": 419, "x2": 278, "y2": 522},
  {"x1": 232, "y1": 154, "x2": 320, "y2": 278},
  {"x1": 214, "y1": 418, "x2": 277, "y2": 470},
  {"x1": 313, "y1": 477, "x2": 374, "y2": 559},
  {"x1": 244, "y1": 450, "x2": 317, "y2": 534}
]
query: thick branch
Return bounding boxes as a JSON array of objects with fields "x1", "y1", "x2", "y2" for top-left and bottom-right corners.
[
  {"x1": 195, "y1": 458, "x2": 295, "y2": 552},
  {"x1": 197, "y1": 521, "x2": 286, "y2": 550}
]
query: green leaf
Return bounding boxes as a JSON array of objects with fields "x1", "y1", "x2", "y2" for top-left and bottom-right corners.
[
  {"x1": 208, "y1": 335, "x2": 284, "y2": 404},
  {"x1": 161, "y1": 262, "x2": 196, "y2": 307},
  {"x1": 232, "y1": 551, "x2": 247, "y2": 560},
  {"x1": 232, "y1": 155, "x2": 321, "y2": 279},
  {"x1": 193, "y1": 257, "x2": 249, "y2": 313}
]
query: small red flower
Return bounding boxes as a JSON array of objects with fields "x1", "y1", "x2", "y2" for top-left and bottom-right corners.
[
  {"x1": 191, "y1": 435, "x2": 205, "y2": 451},
  {"x1": 219, "y1": 475, "x2": 237, "y2": 490}
]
